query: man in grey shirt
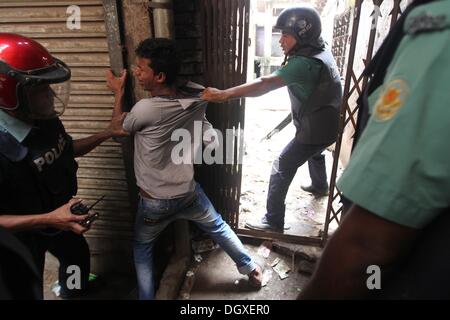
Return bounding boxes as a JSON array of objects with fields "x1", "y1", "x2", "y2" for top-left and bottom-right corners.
[
  {"x1": 106, "y1": 38, "x2": 262, "y2": 300},
  {"x1": 123, "y1": 94, "x2": 209, "y2": 199}
]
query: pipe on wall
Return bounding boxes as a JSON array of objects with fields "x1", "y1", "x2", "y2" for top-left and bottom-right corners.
[
  {"x1": 151, "y1": 0, "x2": 174, "y2": 39},
  {"x1": 149, "y1": 1, "x2": 192, "y2": 299}
]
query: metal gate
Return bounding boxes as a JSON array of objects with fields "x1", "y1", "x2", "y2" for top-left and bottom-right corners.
[
  {"x1": 323, "y1": 0, "x2": 404, "y2": 245},
  {"x1": 199, "y1": 0, "x2": 407, "y2": 245},
  {"x1": 200, "y1": 0, "x2": 250, "y2": 229}
]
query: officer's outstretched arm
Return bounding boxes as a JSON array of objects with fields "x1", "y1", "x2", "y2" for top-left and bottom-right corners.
[
  {"x1": 0, "y1": 199, "x2": 88, "y2": 234},
  {"x1": 201, "y1": 75, "x2": 286, "y2": 103},
  {"x1": 72, "y1": 112, "x2": 129, "y2": 157}
]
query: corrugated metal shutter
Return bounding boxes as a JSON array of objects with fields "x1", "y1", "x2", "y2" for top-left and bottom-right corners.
[{"x1": 0, "y1": 0, "x2": 134, "y2": 272}]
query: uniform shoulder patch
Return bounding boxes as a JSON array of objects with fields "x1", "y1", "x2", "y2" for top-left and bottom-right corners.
[
  {"x1": 374, "y1": 79, "x2": 409, "y2": 122},
  {"x1": 405, "y1": 11, "x2": 447, "y2": 35}
]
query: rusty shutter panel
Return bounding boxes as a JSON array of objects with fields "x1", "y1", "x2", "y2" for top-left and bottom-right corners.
[{"x1": 0, "y1": 0, "x2": 134, "y2": 273}]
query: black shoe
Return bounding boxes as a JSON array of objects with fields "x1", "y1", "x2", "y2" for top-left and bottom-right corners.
[
  {"x1": 245, "y1": 217, "x2": 286, "y2": 232},
  {"x1": 301, "y1": 184, "x2": 329, "y2": 197}
]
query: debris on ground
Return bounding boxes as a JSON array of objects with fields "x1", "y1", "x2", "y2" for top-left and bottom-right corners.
[
  {"x1": 192, "y1": 238, "x2": 218, "y2": 254},
  {"x1": 194, "y1": 254, "x2": 203, "y2": 263},
  {"x1": 51, "y1": 281, "x2": 61, "y2": 297},
  {"x1": 261, "y1": 269, "x2": 273, "y2": 287},
  {"x1": 273, "y1": 260, "x2": 291, "y2": 280},
  {"x1": 257, "y1": 241, "x2": 272, "y2": 258},
  {"x1": 186, "y1": 241, "x2": 313, "y2": 300},
  {"x1": 272, "y1": 241, "x2": 323, "y2": 262},
  {"x1": 179, "y1": 270, "x2": 196, "y2": 300},
  {"x1": 270, "y1": 257, "x2": 281, "y2": 267}
]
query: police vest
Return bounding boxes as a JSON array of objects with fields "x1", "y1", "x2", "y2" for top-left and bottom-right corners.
[
  {"x1": 0, "y1": 118, "x2": 78, "y2": 216},
  {"x1": 289, "y1": 48, "x2": 343, "y2": 145}
]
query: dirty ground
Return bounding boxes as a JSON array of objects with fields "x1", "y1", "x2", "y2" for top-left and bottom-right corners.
[
  {"x1": 43, "y1": 241, "x2": 320, "y2": 300},
  {"x1": 182, "y1": 239, "x2": 322, "y2": 300}
]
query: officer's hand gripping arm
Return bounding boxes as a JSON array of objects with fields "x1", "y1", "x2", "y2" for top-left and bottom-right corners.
[{"x1": 201, "y1": 75, "x2": 286, "y2": 103}]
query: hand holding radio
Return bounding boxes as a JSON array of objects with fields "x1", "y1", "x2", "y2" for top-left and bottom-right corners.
[{"x1": 70, "y1": 195, "x2": 103, "y2": 228}]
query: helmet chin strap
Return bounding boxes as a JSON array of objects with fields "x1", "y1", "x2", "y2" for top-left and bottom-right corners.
[
  {"x1": 282, "y1": 43, "x2": 301, "y2": 65},
  {"x1": 284, "y1": 38, "x2": 325, "y2": 62},
  {"x1": 16, "y1": 82, "x2": 67, "y2": 120},
  {"x1": 26, "y1": 103, "x2": 64, "y2": 120},
  {"x1": 282, "y1": 44, "x2": 311, "y2": 65},
  {"x1": 18, "y1": 93, "x2": 64, "y2": 121}
]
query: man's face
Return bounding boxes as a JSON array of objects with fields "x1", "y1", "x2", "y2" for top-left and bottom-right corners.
[
  {"x1": 279, "y1": 31, "x2": 297, "y2": 55},
  {"x1": 133, "y1": 57, "x2": 158, "y2": 91},
  {"x1": 23, "y1": 84, "x2": 56, "y2": 118}
]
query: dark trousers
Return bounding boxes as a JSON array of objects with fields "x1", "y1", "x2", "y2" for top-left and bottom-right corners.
[
  {"x1": 17, "y1": 230, "x2": 90, "y2": 297},
  {"x1": 0, "y1": 227, "x2": 42, "y2": 299},
  {"x1": 266, "y1": 136, "x2": 329, "y2": 227}
]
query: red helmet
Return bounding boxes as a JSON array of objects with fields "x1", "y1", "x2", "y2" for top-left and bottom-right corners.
[{"x1": 0, "y1": 33, "x2": 70, "y2": 113}]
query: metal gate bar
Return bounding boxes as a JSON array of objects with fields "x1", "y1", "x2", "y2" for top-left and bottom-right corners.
[
  {"x1": 200, "y1": 0, "x2": 250, "y2": 229},
  {"x1": 323, "y1": 0, "x2": 406, "y2": 245}
]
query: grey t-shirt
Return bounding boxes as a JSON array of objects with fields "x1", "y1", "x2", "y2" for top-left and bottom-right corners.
[{"x1": 123, "y1": 96, "x2": 210, "y2": 199}]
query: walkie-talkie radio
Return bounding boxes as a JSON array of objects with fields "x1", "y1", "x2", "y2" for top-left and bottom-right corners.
[{"x1": 70, "y1": 195, "x2": 104, "y2": 227}]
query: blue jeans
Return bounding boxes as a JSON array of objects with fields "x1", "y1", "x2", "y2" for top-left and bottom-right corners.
[
  {"x1": 133, "y1": 183, "x2": 256, "y2": 300},
  {"x1": 266, "y1": 137, "x2": 330, "y2": 228}
]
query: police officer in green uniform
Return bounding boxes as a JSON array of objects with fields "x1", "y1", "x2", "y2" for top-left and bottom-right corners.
[
  {"x1": 300, "y1": 0, "x2": 450, "y2": 299},
  {"x1": 0, "y1": 33, "x2": 128, "y2": 298},
  {"x1": 202, "y1": 5, "x2": 342, "y2": 232}
]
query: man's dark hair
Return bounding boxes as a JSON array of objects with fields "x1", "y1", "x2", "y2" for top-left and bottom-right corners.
[{"x1": 135, "y1": 38, "x2": 180, "y2": 86}]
